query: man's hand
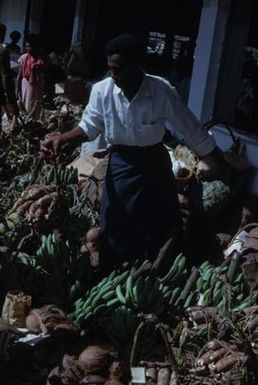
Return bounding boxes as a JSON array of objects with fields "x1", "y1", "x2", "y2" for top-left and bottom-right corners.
[
  {"x1": 40, "y1": 133, "x2": 63, "y2": 157},
  {"x1": 40, "y1": 126, "x2": 89, "y2": 157}
]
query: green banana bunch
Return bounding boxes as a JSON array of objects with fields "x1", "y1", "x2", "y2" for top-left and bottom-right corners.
[
  {"x1": 73, "y1": 260, "x2": 168, "y2": 328},
  {"x1": 73, "y1": 267, "x2": 132, "y2": 325},
  {"x1": 159, "y1": 253, "x2": 187, "y2": 287},
  {"x1": 41, "y1": 165, "x2": 78, "y2": 185},
  {"x1": 115, "y1": 274, "x2": 166, "y2": 315},
  {"x1": 196, "y1": 260, "x2": 250, "y2": 310},
  {"x1": 41, "y1": 166, "x2": 55, "y2": 185},
  {"x1": 181, "y1": 290, "x2": 199, "y2": 310},
  {"x1": 36, "y1": 233, "x2": 60, "y2": 272}
]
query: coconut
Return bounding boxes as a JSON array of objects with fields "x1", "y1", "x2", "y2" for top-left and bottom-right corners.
[
  {"x1": 79, "y1": 345, "x2": 116, "y2": 376},
  {"x1": 109, "y1": 361, "x2": 123, "y2": 380},
  {"x1": 46, "y1": 366, "x2": 60, "y2": 385},
  {"x1": 61, "y1": 360, "x2": 85, "y2": 385},
  {"x1": 62, "y1": 354, "x2": 77, "y2": 370}
]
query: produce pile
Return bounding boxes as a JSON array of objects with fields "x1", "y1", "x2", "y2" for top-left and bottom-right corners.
[{"x1": 0, "y1": 104, "x2": 258, "y2": 385}]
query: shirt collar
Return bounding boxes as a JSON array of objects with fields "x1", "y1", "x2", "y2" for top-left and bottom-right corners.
[{"x1": 113, "y1": 72, "x2": 152, "y2": 97}]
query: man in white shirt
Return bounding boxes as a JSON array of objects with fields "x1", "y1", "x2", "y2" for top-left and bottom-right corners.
[{"x1": 41, "y1": 33, "x2": 223, "y2": 265}]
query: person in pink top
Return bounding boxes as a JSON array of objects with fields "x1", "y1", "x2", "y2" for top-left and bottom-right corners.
[{"x1": 17, "y1": 33, "x2": 46, "y2": 117}]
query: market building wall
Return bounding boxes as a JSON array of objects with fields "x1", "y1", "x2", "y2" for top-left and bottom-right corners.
[{"x1": 0, "y1": 0, "x2": 27, "y2": 49}]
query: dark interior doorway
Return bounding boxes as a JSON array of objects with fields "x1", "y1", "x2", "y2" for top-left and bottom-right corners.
[{"x1": 39, "y1": 0, "x2": 76, "y2": 54}]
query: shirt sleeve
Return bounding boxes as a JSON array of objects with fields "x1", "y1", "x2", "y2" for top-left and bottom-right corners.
[
  {"x1": 78, "y1": 84, "x2": 105, "y2": 142},
  {"x1": 165, "y1": 85, "x2": 216, "y2": 157}
]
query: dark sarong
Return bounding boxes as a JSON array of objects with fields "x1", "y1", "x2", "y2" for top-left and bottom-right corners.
[{"x1": 100, "y1": 143, "x2": 182, "y2": 263}]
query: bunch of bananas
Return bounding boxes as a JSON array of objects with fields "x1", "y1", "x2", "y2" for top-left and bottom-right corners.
[
  {"x1": 196, "y1": 261, "x2": 254, "y2": 311},
  {"x1": 73, "y1": 254, "x2": 190, "y2": 332},
  {"x1": 9, "y1": 183, "x2": 58, "y2": 223},
  {"x1": 159, "y1": 253, "x2": 198, "y2": 311},
  {"x1": 36, "y1": 233, "x2": 66, "y2": 271},
  {"x1": 115, "y1": 275, "x2": 167, "y2": 315},
  {"x1": 40, "y1": 165, "x2": 78, "y2": 185},
  {"x1": 159, "y1": 253, "x2": 187, "y2": 286},
  {"x1": 73, "y1": 268, "x2": 134, "y2": 326},
  {"x1": 34, "y1": 233, "x2": 89, "y2": 307}
]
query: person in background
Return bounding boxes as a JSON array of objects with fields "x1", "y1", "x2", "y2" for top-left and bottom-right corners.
[
  {"x1": 0, "y1": 23, "x2": 19, "y2": 131},
  {"x1": 6, "y1": 30, "x2": 21, "y2": 54},
  {"x1": 6, "y1": 30, "x2": 22, "y2": 81},
  {"x1": 41, "y1": 33, "x2": 224, "y2": 265},
  {"x1": 16, "y1": 33, "x2": 46, "y2": 117}
]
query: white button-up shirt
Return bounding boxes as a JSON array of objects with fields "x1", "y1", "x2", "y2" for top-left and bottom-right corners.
[{"x1": 79, "y1": 73, "x2": 216, "y2": 156}]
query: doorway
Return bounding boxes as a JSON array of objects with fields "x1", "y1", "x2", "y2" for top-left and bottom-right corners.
[{"x1": 39, "y1": 0, "x2": 76, "y2": 54}]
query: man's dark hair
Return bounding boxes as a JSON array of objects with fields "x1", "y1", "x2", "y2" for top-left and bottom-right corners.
[
  {"x1": 10, "y1": 30, "x2": 21, "y2": 42},
  {"x1": 105, "y1": 33, "x2": 145, "y2": 62}
]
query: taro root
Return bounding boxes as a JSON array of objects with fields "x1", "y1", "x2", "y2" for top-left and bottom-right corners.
[
  {"x1": 25, "y1": 304, "x2": 69, "y2": 335},
  {"x1": 79, "y1": 345, "x2": 116, "y2": 377}
]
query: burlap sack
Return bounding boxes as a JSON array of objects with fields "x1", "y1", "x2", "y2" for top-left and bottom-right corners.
[{"x1": 1, "y1": 290, "x2": 32, "y2": 327}]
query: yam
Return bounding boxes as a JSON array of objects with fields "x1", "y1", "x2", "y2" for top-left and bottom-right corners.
[
  {"x1": 16, "y1": 199, "x2": 34, "y2": 215},
  {"x1": 213, "y1": 354, "x2": 245, "y2": 373},
  {"x1": 208, "y1": 348, "x2": 226, "y2": 363},
  {"x1": 247, "y1": 315, "x2": 258, "y2": 331}
]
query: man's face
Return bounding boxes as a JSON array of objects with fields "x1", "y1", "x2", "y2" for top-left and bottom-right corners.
[
  {"x1": 107, "y1": 53, "x2": 136, "y2": 90},
  {"x1": 25, "y1": 42, "x2": 32, "y2": 53}
]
